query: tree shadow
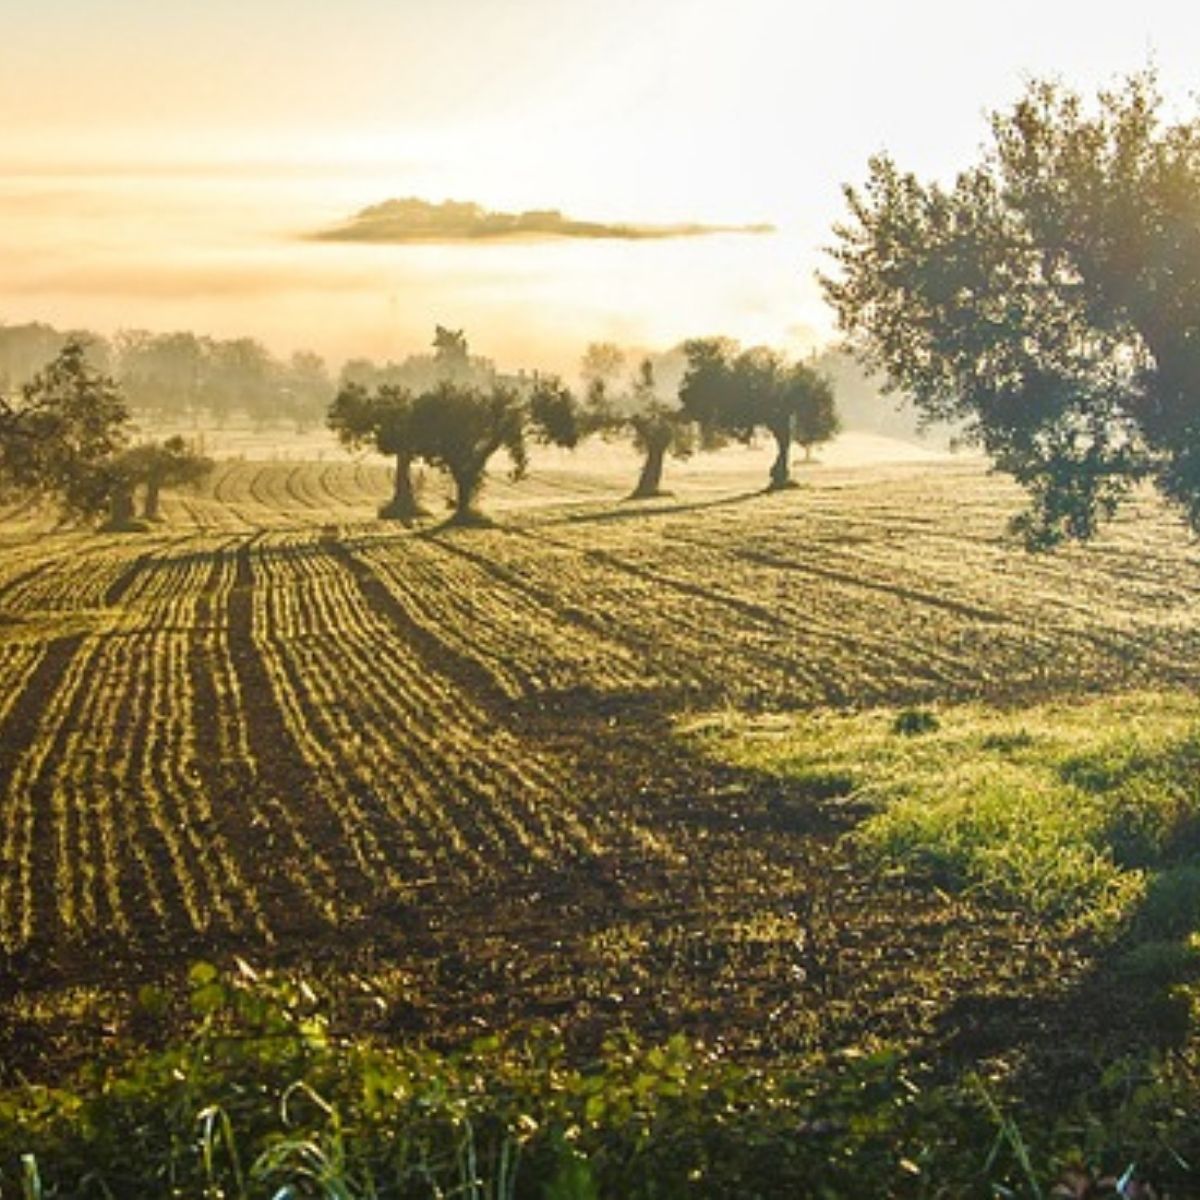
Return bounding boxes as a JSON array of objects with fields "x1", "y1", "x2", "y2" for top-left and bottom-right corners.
[
  {"x1": 888, "y1": 791, "x2": 1200, "y2": 1185},
  {"x1": 537, "y1": 488, "x2": 768, "y2": 529}
]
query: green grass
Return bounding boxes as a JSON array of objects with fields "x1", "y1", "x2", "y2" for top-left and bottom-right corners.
[
  {"x1": 675, "y1": 689, "x2": 1200, "y2": 1193},
  {"x1": 6, "y1": 959, "x2": 1195, "y2": 1198},
  {"x1": 688, "y1": 690, "x2": 1200, "y2": 934}
]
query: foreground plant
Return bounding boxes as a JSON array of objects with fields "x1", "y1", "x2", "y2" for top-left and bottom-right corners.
[{"x1": 5, "y1": 959, "x2": 1197, "y2": 1197}]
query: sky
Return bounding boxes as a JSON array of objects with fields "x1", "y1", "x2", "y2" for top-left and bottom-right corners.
[{"x1": 3, "y1": 0, "x2": 1199, "y2": 375}]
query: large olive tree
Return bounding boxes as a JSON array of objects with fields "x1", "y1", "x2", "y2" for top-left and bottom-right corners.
[
  {"x1": 328, "y1": 382, "x2": 426, "y2": 521},
  {"x1": 580, "y1": 345, "x2": 695, "y2": 499},
  {"x1": 823, "y1": 72, "x2": 1200, "y2": 547},
  {"x1": 408, "y1": 376, "x2": 579, "y2": 524}
]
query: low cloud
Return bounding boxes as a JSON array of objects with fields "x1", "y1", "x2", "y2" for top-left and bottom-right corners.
[{"x1": 313, "y1": 197, "x2": 775, "y2": 244}]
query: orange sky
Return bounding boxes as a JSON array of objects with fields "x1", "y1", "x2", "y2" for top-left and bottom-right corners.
[{"x1": 3, "y1": 0, "x2": 1198, "y2": 373}]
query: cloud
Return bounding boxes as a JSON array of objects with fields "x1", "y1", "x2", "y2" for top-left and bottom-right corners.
[{"x1": 313, "y1": 197, "x2": 775, "y2": 244}]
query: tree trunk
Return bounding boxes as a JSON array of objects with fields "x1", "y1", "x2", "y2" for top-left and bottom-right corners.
[
  {"x1": 105, "y1": 486, "x2": 139, "y2": 531},
  {"x1": 630, "y1": 441, "x2": 668, "y2": 499},
  {"x1": 143, "y1": 477, "x2": 162, "y2": 521},
  {"x1": 768, "y1": 421, "x2": 794, "y2": 491},
  {"x1": 448, "y1": 464, "x2": 488, "y2": 526},
  {"x1": 378, "y1": 453, "x2": 426, "y2": 522}
]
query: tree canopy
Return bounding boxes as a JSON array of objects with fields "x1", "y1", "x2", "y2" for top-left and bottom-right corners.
[
  {"x1": 331, "y1": 326, "x2": 583, "y2": 525},
  {"x1": 0, "y1": 339, "x2": 129, "y2": 512},
  {"x1": 328, "y1": 382, "x2": 425, "y2": 521},
  {"x1": 432, "y1": 326, "x2": 470, "y2": 379},
  {"x1": 679, "y1": 339, "x2": 838, "y2": 490},
  {"x1": 406, "y1": 376, "x2": 580, "y2": 523},
  {"x1": 408, "y1": 381, "x2": 527, "y2": 523},
  {"x1": 0, "y1": 341, "x2": 211, "y2": 529},
  {"x1": 0, "y1": 323, "x2": 336, "y2": 433},
  {"x1": 823, "y1": 72, "x2": 1200, "y2": 547}
]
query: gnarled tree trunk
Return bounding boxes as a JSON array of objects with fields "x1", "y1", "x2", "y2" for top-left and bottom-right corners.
[
  {"x1": 447, "y1": 459, "x2": 489, "y2": 526},
  {"x1": 143, "y1": 476, "x2": 163, "y2": 521},
  {"x1": 630, "y1": 429, "x2": 671, "y2": 499},
  {"x1": 104, "y1": 486, "x2": 141, "y2": 532},
  {"x1": 767, "y1": 420, "x2": 795, "y2": 491},
  {"x1": 378, "y1": 452, "x2": 426, "y2": 522}
]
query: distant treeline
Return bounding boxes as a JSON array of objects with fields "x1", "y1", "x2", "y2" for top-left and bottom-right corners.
[
  {"x1": 0, "y1": 322, "x2": 334, "y2": 431},
  {"x1": 0, "y1": 319, "x2": 936, "y2": 443}
]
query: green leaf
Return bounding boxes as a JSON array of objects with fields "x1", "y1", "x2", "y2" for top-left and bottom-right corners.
[{"x1": 188, "y1": 960, "x2": 219, "y2": 987}]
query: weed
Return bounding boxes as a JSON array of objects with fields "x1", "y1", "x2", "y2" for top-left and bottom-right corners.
[{"x1": 892, "y1": 707, "x2": 940, "y2": 736}]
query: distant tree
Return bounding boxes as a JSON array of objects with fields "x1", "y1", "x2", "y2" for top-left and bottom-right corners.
[
  {"x1": 621, "y1": 361, "x2": 694, "y2": 499},
  {"x1": 679, "y1": 339, "x2": 838, "y2": 489},
  {"x1": 408, "y1": 382, "x2": 526, "y2": 524},
  {"x1": 284, "y1": 351, "x2": 334, "y2": 432},
  {"x1": 408, "y1": 376, "x2": 580, "y2": 524},
  {"x1": 119, "y1": 436, "x2": 214, "y2": 522},
  {"x1": 822, "y1": 71, "x2": 1200, "y2": 546},
  {"x1": 76, "y1": 437, "x2": 211, "y2": 531},
  {"x1": 527, "y1": 374, "x2": 583, "y2": 449},
  {"x1": 328, "y1": 382, "x2": 426, "y2": 521},
  {"x1": 115, "y1": 330, "x2": 208, "y2": 420},
  {"x1": 672, "y1": 336, "x2": 738, "y2": 432},
  {"x1": 338, "y1": 357, "x2": 382, "y2": 391},
  {"x1": 579, "y1": 344, "x2": 696, "y2": 498},
  {"x1": 627, "y1": 360, "x2": 697, "y2": 498},
  {"x1": 0, "y1": 322, "x2": 68, "y2": 391},
  {"x1": 340, "y1": 333, "x2": 495, "y2": 399},
  {"x1": 204, "y1": 337, "x2": 278, "y2": 428},
  {"x1": 793, "y1": 370, "x2": 841, "y2": 461},
  {"x1": 0, "y1": 322, "x2": 110, "y2": 391},
  {"x1": 433, "y1": 326, "x2": 470, "y2": 380},
  {"x1": 0, "y1": 340, "x2": 129, "y2": 514},
  {"x1": 580, "y1": 341, "x2": 626, "y2": 391}
]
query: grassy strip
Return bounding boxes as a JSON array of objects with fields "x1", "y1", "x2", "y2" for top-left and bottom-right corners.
[{"x1": 689, "y1": 690, "x2": 1200, "y2": 937}]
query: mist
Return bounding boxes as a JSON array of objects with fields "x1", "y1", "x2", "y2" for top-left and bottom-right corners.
[{"x1": 0, "y1": 168, "x2": 821, "y2": 383}]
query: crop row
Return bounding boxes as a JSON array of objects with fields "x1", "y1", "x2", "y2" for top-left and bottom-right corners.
[
  {"x1": 0, "y1": 533, "x2": 162, "y2": 614},
  {"x1": 239, "y1": 534, "x2": 614, "y2": 894},
  {"x1": 327, "y1": 463, "x2": 1200, "y2": 714},
  {"x1": 0, "y1": 540, "x2": 277, "y2": 954},
  {"x1": 3, "y1": 459, "x2": 1199, "y2": 967},
  {"x1": 185, "y1": 462, "x2": 393, "y2": 530},
  {"x1": 345, "y1": 531, "x2": 649, "y2": 701}
]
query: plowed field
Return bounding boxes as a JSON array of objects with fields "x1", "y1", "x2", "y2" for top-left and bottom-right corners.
[{"x1": 2, "y1": 452, "x2": 1198, "y2": 1070}]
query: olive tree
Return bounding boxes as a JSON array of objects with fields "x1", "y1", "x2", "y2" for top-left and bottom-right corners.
[
  {"x1": 679, "y1": 339, "x2": 838, "y2": 490},
  {"x1": 120, "y1": 436, "x2": 213, "y2": 523},
  {"x1": 0, "y1": 339, "x2": 129, "y2": 514},
  {"x1": 823, "y1": 71, "x2": 1200, "y2": 547},
  {"x1": 327, "y1": 382, "x2": 426, "y2": 521},
  {"x1": 408, "y1": 376, "x2": 580, "y2": 524},
  {"x1": 579, "y1": 344, "x2": 696, "y2": 499}
]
